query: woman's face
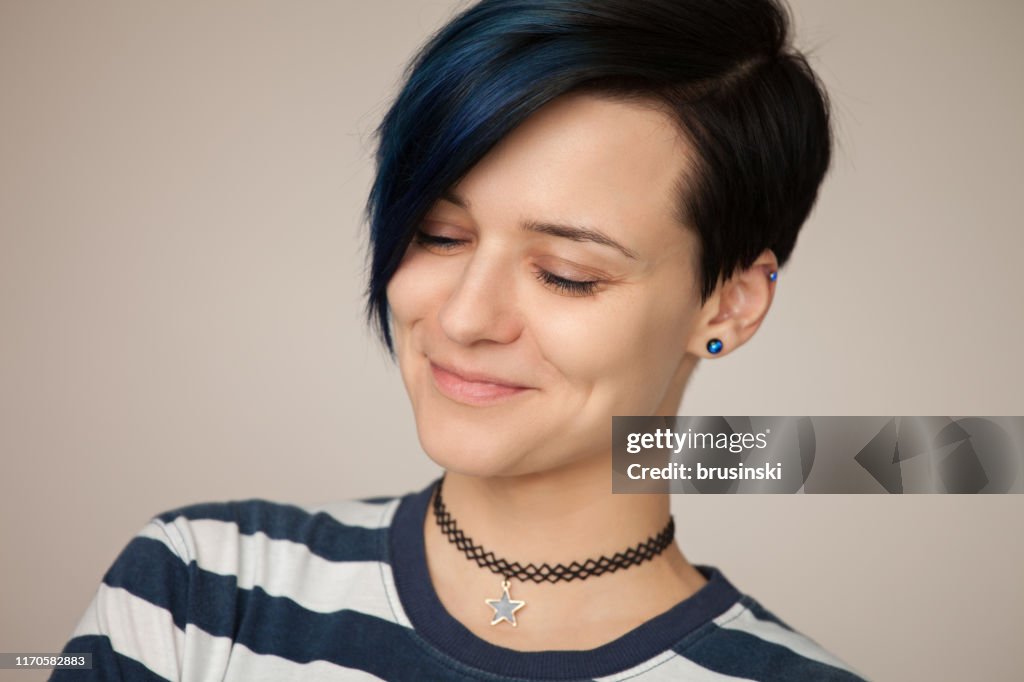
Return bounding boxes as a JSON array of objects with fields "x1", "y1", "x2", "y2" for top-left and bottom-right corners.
[{"x1": 387, "y1": 93, "x2": 706, "y2": 478}]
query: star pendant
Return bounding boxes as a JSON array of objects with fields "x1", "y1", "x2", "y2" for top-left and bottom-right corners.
[{"x1": 485, "y1": 579, "x2": 526, "y2": 626}]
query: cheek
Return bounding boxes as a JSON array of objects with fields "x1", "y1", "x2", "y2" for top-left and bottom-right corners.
[
  {"x1": 532, "y1": 280, "x2": 697, "y2": 397},
  {"x1": 385, "y1": 251, "x2": 444, "y2": 344}
]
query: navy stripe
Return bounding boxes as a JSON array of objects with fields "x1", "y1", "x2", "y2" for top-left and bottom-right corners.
[
  {"x1": 102, "y1": 537, "x2": 193, "y2": 632},
  {"x1": 680, "y1": 628, "x2": 864, "y2": 681},
  {"x1": 103, "y1": 537, "x2": 242, "y2": 640},
  {"x1": 359, "y1": 495, "x2": 400, "y2": 504},
  {"x1": 739, "y1": 595, "x2": 796, "y2": 632},
  {"x1": 154, "y1": 499, "x2": 388, "y2": 563},
  {"x1": 51, "y1": 634, "x2": 170, "y2": 681},
  {"x1": 234, "y1": 600, "x2": 530, "y2": 681}
]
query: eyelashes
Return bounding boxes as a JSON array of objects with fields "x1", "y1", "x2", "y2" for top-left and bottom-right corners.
[
  {"x1": 413, "y1": 232, "x2": 462, "y2": 250},
  {"x1": 532, "y1": 268, "x2": 599, "y2": 296},
  {"x1": 413, "y1": 230, "x2": 601, "y2": 297}
]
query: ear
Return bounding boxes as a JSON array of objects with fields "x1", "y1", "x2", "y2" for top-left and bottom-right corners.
[{"x1": 687, "y1": 250, "x2": 778, "y2": 359}]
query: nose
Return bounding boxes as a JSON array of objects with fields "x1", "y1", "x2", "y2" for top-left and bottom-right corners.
[{"x1": 438, "y1": 252, "x2": 523, "y2": 346}]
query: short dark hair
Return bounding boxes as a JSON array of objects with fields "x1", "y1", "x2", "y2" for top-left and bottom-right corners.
[{"x1": 365, "y1": 0, "x2": 832, "y2": 353}]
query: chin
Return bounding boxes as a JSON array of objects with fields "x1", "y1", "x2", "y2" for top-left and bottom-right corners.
[
  {"x1": 405, "y1": 379, "x2": 540, "y2": 478},
  {"x1": 415, "y1": 421, "x2": 533, "y2": 479}
]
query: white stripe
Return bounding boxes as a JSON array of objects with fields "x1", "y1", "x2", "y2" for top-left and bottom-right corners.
[
  {"x1": 138, "y1": 521, "x2": 187, "y2": 557},
  {"x1": 377, "y1": 559, "x2": 413, "y2": 628},
  {"x1": 179, "y1": 623, "x2": 234, "y2": 682},
  {"x1": 595, "y1": 649, "x2": 756, "y2": 682},
  {"x1": 364, "y1": 498, "x2": 415, "y2": 628},
  {"x1": 71, "y1": 584, "x2": 185, "y2": 681},
  {"x1": 711, "y1": 601, "x2": 748, "y2": 627},
  {"x1": 153, "y1": 516, "x2": 198, "y2": 562},
  {"x1": 221, "y1": 641, "x2": 384, "y2": 682},
  {"x1": 310, "y1": 498, "x2": 399, "y2": 530},
  {"x1": 151, "y1": 498, "x2": 399, "y2": 557},
  {"x1": 145, "y1": 516, "x2": 400, "y2": 622},
  {"x1": 716, "y1": 603, "x2": 856, "y2": 673}
]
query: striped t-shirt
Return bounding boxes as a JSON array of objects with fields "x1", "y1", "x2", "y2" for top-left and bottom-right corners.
[{"x1": 55, "y1": 478, "x2": 867, "y2": 681}]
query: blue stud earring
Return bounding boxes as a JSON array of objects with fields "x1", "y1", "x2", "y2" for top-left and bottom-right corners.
[
  {"x1": 707, "y1": 338, "x2": 723, "y2": 355},
  {"x1": 768, "y1": 270, "x2": 777, "y2": 282}
]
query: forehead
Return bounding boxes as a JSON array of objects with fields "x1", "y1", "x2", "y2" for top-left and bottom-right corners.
[{"x1": 451, "y1": 92, "x2": 694, "y2": 247}]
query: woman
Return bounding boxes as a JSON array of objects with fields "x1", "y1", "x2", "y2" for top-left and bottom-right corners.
[{"x1": 56, "y1": 0, "x2": 866, "y2": 679}]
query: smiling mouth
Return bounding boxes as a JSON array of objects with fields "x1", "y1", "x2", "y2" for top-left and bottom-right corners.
[{"x1": 429, "y1": 362, "x2": 532, "y2": 406}]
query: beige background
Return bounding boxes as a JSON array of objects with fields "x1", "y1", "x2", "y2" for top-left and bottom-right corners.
[{"x1": 1, "y1": 1, "x2": 1022, "y2": 680}]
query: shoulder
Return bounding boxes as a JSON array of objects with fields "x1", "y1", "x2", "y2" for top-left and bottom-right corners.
[
  {"x1": 672, "y1": 594, "x2": 869, "y2": 681},
  {"x1": 150, "y1": 495, "x2": 400, "y2": 566},
  {"x1": 95, "y1": 494, "x2": 403, "y2": 613},
  {"x1": 58, "y1": 493, "x2": 409, "y2": 680}
]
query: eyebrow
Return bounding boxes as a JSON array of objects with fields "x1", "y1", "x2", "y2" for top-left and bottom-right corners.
[{"x1": 440, "y1": 190, "x2": 639, "y2": 260}]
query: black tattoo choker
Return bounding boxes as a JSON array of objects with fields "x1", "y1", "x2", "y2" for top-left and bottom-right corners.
[{"x1": 431, "y1": 476, "x2": 676, "y2": 627}]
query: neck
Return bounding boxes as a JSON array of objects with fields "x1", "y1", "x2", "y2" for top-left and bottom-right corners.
[
  {"x1": 423, "y1": 453, "x2": 708, "y2": 650},
  {"x1": 438, "y1": 453, "x2": 670, "y2": 562}
]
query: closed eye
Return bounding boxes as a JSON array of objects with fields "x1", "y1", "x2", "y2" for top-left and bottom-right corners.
[
  {"x1": 414, "y1": 230, "x2": 463, "y2": 250},
  {"x1": 534, "y1": 269, "x2": 600, "y2": 296},
  {"x1": 414, "y1": 229, "x2": 602, "y2": 297}
]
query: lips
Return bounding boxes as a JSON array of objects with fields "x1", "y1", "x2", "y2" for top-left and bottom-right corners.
[
  {"x1": 430, "y1": 359, "x2": 526, "y2": 387},
  {"x1": 429, "y1": 360, "x2": 531, "y2": 405}
]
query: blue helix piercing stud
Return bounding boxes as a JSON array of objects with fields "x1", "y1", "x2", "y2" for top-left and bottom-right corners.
[
  {"x1": 707, "y1": 338, "x2": 723, "y2": 355},
  {"x1": 768, "y1": 270, "x2": 777, "y2": 282}
]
